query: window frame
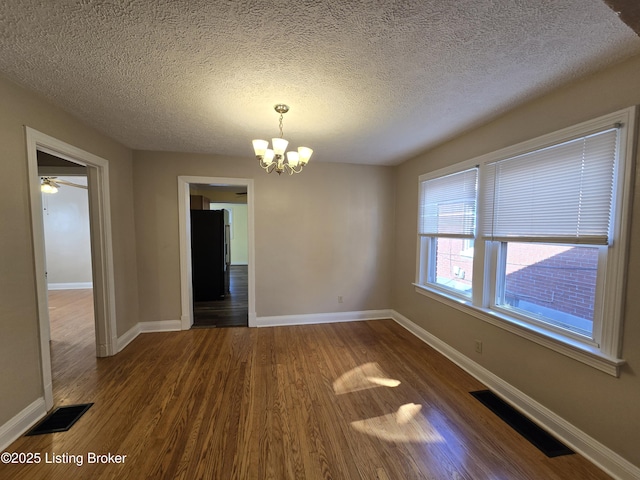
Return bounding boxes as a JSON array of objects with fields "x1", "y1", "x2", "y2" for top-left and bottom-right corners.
[
  {"x1": 418, "y1": 236, "x2": 476, "y2": 299},
  {"x1": 414, "y1": 107, "x2": 636, "y2": 376},
  {"x1": 417, "y1": 165, "x2": 479, "y2": 300},
  {"x1": 489, "y1": 240, "x2": 604, "y2": 347}
]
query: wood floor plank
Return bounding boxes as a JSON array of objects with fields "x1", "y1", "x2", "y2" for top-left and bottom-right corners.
[{"x1": 0, "y1": 291, "x2": 614, "y2": 479}]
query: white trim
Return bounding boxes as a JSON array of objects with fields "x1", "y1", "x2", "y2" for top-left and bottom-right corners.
[
  {"x1": 117, "y1": 320, "x2": 183, "y2": 353},
  {"x1": 25, "y1": 127, "x2": 118, "y2": 412},
  {"x1": 0, "y1": 398, "x2": 47, "y2": 452},
  {"x1": 391, "y1": 310, "x2": 640, "y2": 480},
  {"x1": 116, "y1": 324, "x2": 141, "y2": 352},
  {"x1": 418, "y1": 159, "x2": 481, "y2": 183},
  {"x1": 256, "y1": 309, "x2": 394, "y2": 328},
  {"x1": 413, "y1": 283, "x2": 624, "y2": 376},
  {"x1": 178, "y1": 177, "x2": 193, "y2": 330},
  {"x1": 472, "y1": 108, "x2": 635, "y2": 167},
  {"x1": 601, "y1": 107, "x2": 636, "y2": 357},
  {"x1": 139, "y1": 320, "x2": 182, "y2": 332},
  {"x1": 47, "y1": 282, "x2": 93, "y2": 290},
  {"x1": 178, "y1": 176, "x2": 256, "y2": 329}
]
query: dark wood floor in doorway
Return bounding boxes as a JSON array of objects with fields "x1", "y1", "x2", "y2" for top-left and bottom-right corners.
[{"x1": 193, "y1": 265, "x2": 248, "y2": 328}]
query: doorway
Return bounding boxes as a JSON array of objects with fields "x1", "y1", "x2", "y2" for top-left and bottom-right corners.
[
  {"x1": 190, "y1": 185, "x2": 249, "y2": 327},
  {"x1": 178, "y1": 176, "x2": 256, "y2": 329},
  {"x1": 39, "y1": 153, "x2": 97, "y2": 393},
  {"x1": 26, "y1": 127, "x2": 117, "y2": 411}
]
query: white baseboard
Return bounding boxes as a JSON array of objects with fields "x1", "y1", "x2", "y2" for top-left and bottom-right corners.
[
  {"x1": 139, "y1": 320, "x2": 182, "y2": 332},
  {"x1": 256, "y1": 309, "x2": 394, "y2": 328},
  {"x1": 47, "y1": 282, "x2": 93, "y2": 290},
  {"x1": 391, "y1": 310, "x2": 640, "y2": 480},
  {"x1": 117, "y1": 320, "x2": 182, "y2": 353},
  {"x1": 117, "y1": 323, "x2": 141, "y2": 353},
  {"x1": 0, "y1": 398, "x2": 47, "y2": 452}
]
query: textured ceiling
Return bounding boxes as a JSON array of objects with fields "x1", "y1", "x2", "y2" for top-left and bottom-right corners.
[{"x1": 1, "y1": 0, "x2": 640, "y2": 166}]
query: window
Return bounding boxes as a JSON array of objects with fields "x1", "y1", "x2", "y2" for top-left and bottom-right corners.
[
  {"x1": 418, "y1": 167, "x2": 478, "y2": 297},
  {"x1": 415, "y1": 108, "x2": 636, "y2": 375},
  {"x1": 496, "y1": 242, "x2": 600, "y2": 339}
]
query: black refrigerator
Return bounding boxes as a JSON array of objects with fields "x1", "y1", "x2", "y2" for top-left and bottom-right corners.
[{"x1": 190, "y1": 209, "x2": 231, "y2": 302}]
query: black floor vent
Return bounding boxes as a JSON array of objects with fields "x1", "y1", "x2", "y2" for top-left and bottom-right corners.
[
  {"x1": 25, "y1": 403, "x2": 93, "y2": 436},
  {"x1": 470, "y1": 390, "x2": 573, "y2": 458}
]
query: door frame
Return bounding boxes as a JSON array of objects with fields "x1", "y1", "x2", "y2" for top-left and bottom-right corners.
[
  {"x1": 26, "y1": 127, "x2": 117, "y2": 410},
  {"x1": 177, "y1": 176, "x2": 256, "y2": 328}
]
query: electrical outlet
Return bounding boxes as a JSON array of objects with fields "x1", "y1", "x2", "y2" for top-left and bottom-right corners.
[
  {"x1": 338, "y1": 296, "x2": 343, "y2": 303},
  {"x1": 475, "y1": 340, "x2": 483, "y2": 354}
]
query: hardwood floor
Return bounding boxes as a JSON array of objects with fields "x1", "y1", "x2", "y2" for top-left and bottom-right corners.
[
  {"x1": 1, "y1": 291, "x2": 612, "y2": 479},
  {"x1": 193, "y1": 265, "x2": 248, "y2": 328},
  {"x1": 47, "y1": 289, "x2": 97, "y2": 406}
]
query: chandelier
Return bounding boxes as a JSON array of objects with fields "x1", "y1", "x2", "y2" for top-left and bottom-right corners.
[{"x1": 252, "y1": 104, "x2": 313, "y2": 175}]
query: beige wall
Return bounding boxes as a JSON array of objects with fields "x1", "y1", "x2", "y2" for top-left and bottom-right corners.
[
  {"x1": 0, "y1": 75, "x2": 139, "y2": 427},
  {"x1": 392, "y1": 54, "x2": 640, "y2": 467},
  {"x1": 132, "y1": 151, "x2": 395, "y2": 321},
  {"x1": 42, "y1": 176, "x2": 92, "y2": 285}
]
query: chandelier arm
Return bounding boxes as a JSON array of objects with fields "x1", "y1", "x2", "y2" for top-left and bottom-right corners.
[
  {"x1": 290, "y1": 164, "x2": 304, "y2": 174},
  {"x1": 258, "y1": 158, "x2": 276, "y2": 173},
  {"x1": 262, "y1": 161, "x2": 278, "y2": 174}
]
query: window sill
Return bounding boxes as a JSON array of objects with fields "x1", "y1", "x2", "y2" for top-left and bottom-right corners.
[{"x1": 413, "y1": 283, "x2": 625, "y2": 377}]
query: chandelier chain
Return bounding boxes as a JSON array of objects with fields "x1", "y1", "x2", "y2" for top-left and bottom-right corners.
[{"x1": 278, "y1": 113, "x2": 284, "y2": 138}]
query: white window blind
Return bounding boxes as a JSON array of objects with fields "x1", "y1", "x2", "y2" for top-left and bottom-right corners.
[
  {"x1": 480, "y1": 128, "x2": 618, "y2": 244},
  {"x1": 419, "y1": 167, "x2": 478, "y2": 237}
]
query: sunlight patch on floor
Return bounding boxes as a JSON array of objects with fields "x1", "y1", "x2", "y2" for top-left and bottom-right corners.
[
  {"x1": 350, "y1": 403, "x2": 444, "y2": 443},
  {"x1": 333, "y1": 362, "x2": 401, "y2": 395}
]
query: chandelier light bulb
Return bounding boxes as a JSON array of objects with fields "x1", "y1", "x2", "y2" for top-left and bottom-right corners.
[
  {"x1": 252, "y1": 139, "x2": 268, "y2": 156},
  {"x1": 263, "y1": 149, "x2": 275, "y2": 165},
  {"x1": 298, "y1": 147, "x2": 313, "y2": 165},
  {"x1": 271, "y1": 137, "x2": 288, "y2": 156},
  {"x1": 287, "y1": 151, "x2": 300, "y2": 167}
]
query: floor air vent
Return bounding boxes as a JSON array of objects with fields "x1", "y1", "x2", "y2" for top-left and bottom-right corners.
[
  {"x1": 470, "y1": 390, "x2": 573, "y2": 457},
  {"x1": 25, "y1": 403, "x2": 93, "y2": 436}
]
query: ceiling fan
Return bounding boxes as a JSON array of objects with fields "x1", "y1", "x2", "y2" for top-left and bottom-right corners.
[{"x1": 40, "y1": 176, "x2": 88, "y2": 194}]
